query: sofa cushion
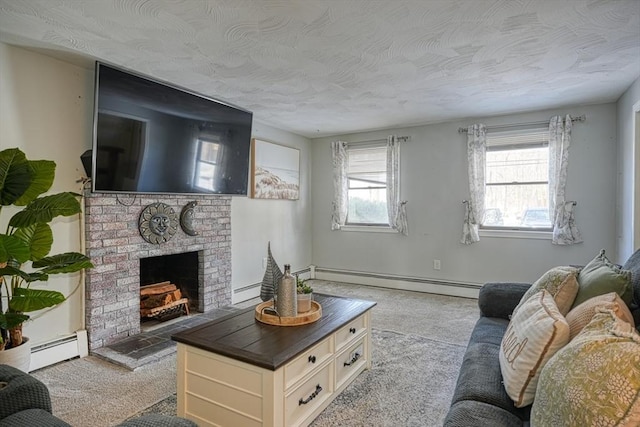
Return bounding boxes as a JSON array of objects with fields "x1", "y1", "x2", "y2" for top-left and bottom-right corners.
[
  {"x1": 513, "y1": 266, "x2": 579, "y2": 316},
  {"x1": 0, "y1": 408, "x2": 71, "y2": 427},
  {"x1": 572, "y1": 249, "x2": 633, "y2": 308},
  {"x1": 117, "y1": 414, "x2": 197, "y2": 427},
  {"x1": 478, "y1": 282, "x2": 531, "y2": 319},
  {"x1": 0, "y1": 364, "x2": 52, "y2": 420},
  {"x1": 443, "y1": 400, "x2": 524, "y2": 427},
  {"x1": 565, "y1": 292, "x2": 635, "y2": 340},
  {"x1": 499, "y1": 291, "x2": 570, "y2": 407},
  {"x1": 621, "y1": 248, "x2": 640, "y2": 329},
  {"x1": 531, "y1": 309, "x2": 640, "y2": 427},
  {"x1": 451, "y1": 342, "x2": 525, "y2": 418},
  {"x1": 467, "y1": 316, "x2": 510, "y2": 348}
]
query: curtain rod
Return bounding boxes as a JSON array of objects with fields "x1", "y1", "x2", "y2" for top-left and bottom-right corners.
[
  {"x1": 457, "y1": 114, "x2": 586, "y2": 134},
  {"x1": 348, "y1": 136, "x2": 410, "y2": 145}
]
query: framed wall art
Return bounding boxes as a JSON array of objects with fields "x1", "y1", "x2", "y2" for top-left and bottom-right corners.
[{"x1": 250, "y1": 138, "x2": 300, "y2": 200}]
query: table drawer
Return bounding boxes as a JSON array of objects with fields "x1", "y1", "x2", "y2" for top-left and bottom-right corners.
[
  {"x1": 336, "y1": 337, "x2": 366, "y2": 389},
  {"x1": 335, "y1": 314, "x2": 366, "y2": 351},
  {"x1": 284, "y1": 336, "x2": 332, "y2": 389},
  {"x1": 285, "y1": 360, "x2": 334, "y2": 427}
]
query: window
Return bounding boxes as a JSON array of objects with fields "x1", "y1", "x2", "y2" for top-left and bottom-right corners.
[
  {"x1": 346, "y1": 145, "x2": 389, "y2": 226},
  {"x1": 195, "y1": 138, "x2": 221, "y2": 191},
  {"x1": 483, "y1": 129, "x2": 552, "y2": 230}
]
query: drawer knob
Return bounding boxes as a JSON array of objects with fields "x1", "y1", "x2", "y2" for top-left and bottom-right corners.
[
  {"x1": 349, "y1": 327, "x2": 356, "y2": 334},
  {"x1": 308, "y1": 355, "x2": 316, "y2": 364},
  {"x1": 298, "y1": 384, "x2": 323, "y2": 405},
  {"x1": 344, "y1": 352, "x2": 361, "y2": 367}
]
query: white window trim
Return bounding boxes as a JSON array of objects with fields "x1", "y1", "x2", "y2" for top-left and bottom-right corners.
[
  {"x1": 339, "y1": 224, "x2": 397, "y2": 233},
  {"x1": 479, "y1": 228, "x2": 551, "y2": 240},
  {"x1": 481, "y1": 127, "x2": 552, "y2": 233},
  {"x1": 345, "y1": 142, "x2": 390, "y2": 227}
]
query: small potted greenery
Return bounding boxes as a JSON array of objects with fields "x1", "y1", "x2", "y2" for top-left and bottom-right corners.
[
  {"x1": 296, "y1": 277, "x2": 313, "y2": 313},
  {"x1": 0, "y1": 148, "x2": 93, "y2": 371}
]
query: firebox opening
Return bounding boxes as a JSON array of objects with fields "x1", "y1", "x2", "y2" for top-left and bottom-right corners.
[{"x1": 139, "y1": 251, "x2": 200, "y2": 322}]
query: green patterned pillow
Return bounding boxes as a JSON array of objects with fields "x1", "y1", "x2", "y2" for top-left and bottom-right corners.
[
  {"x1": 531, "y1": 309, "x2": 640, "y2": 426},
  {"x1": 514, "y1": 266, "x2": 580, "y2": 316},
  {"x1": 572, "y1": 249, "x2": 633, "y2": 308}
]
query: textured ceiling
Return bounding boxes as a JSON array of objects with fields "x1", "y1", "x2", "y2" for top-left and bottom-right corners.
[{"x1": 0, "y1": 0, "x2": 639, "y2": 137}]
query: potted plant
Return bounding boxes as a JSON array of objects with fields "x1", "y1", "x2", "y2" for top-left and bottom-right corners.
[
  {"x1": 296, "y1": 277, "x2": 313, "y2": 313},
  {"x1": 0, "y1": 148, "x2": 93, "y2": 371}
]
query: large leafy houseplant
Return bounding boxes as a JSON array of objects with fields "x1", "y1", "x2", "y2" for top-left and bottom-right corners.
[{"x1": 0, "y1": 148, "x2": 93, "y2": 351}]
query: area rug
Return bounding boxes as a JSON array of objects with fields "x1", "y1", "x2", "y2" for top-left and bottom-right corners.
[{"x1": 130, "y1": 328, "x2": 466, "y2": 426}]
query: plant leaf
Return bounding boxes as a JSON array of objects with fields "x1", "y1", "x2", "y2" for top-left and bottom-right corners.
[
  {"x1": 8, "y1": 193, "x2": 81, "y2": 228},
  {"x1": 0, "y1": 266, "x2": 48, "y2": 283},
  {"x1": 9, "y1": 287, "x2": 65, "y2": 313},
  {"x1": 0, "y1": 148, "x2": 32, "y2": 206},
  {"x1": 14, "y1": 160, "x2": 56, "y2": 206},
  {"x1": 32, "y1": 252, "x2": 93, "y2": 274},
  {"x1": 0, "y1": 312, "x2": 31, "y2": 329},
  {"x1": 0, "y1": 234, "x2": 30, "y2": 263},
  {"x1": 13, "y1": 223, "x2": 53, "y2": 261}
]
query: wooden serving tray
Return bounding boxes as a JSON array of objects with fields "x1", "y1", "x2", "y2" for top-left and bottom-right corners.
[{"x1": 255, "y1": 300, "x2": 322, "y2": 326}]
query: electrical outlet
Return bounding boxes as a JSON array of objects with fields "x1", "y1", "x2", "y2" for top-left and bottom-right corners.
[
  {"x1": 262, "y1": 257, "x2": 268, "y2": 269},
  {"x1": 433, "y1": 259, "x2": 441, "y2": 270}
]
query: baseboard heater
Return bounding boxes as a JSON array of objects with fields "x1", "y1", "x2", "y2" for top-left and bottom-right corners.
[
  {"x1": 30, "y1": 330, "x2": 89, "y2": 371},
  {"x1": 233, "y1": 267, "x2": 311, "y2": 295},
  {"x1": 313, "y1": 267, "x2": 482, "y2": 299}
]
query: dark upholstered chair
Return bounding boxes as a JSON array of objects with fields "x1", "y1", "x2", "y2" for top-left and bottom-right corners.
[{"x1": 0, "y1": 364, "x2": 196, "y2": 427}]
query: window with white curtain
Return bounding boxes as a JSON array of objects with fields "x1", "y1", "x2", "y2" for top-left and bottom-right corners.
[
  {"x1": 483, "y1": 128, "x2": 552, "y2": 230},
  {"x1": 346, "y1": 144, "x2": 389, "y2": 226}
]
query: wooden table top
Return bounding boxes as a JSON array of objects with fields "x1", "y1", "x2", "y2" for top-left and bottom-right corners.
[{"x1": 171, "y1": 294, "x2": 376, "y2": 370}]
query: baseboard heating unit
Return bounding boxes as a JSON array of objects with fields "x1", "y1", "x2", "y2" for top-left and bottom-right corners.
[
  {"x1": 313, "y1": 267, "x2": 482, "y2": 299},
  {"x1": 30, "y1": 330, "x2": 88, "y2": 371}
]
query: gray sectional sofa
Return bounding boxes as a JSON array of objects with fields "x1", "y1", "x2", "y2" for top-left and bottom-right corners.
[{"x1": 443, "y1": 249, "x2": 640, "y2": 427}]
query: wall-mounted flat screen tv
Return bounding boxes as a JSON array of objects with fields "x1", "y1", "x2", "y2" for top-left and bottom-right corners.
[{"x1": 91, "y1": 62, "x2": 253, "y2": 195}]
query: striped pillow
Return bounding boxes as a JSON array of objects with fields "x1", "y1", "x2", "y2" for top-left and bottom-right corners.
[
  {"x1": 565, "y1": 292, "x2": 635, "y2": 340},
  {"x1": 499, "y1": 290, "x2": 570, "y2": 407}
]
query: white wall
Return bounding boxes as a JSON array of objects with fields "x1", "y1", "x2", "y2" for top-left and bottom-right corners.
[
  {"x1": 231, "y1": 123, "x2": 312, "y2": 303},
  {"x1": 0, "y1": 43, "x2": 313, "y2": 350},
  {"x1": 0, "y1": 43, "x2": 93, "y2": 346},
  {"x1": 616, "y1": 76, "x2": 640, "y2": 263},
  {"x1": 311, "y1": 104, "x2": 619, "y2": 289}
]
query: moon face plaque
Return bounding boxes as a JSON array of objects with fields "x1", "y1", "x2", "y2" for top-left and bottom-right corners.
[
  {"x1": 180, "y1": 201, "x2": 199, "y2": 236},
  {"x1": 139, "y1": 202, "x2": 178, "y2": 244}
]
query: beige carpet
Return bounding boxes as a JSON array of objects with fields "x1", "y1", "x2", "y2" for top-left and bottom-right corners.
[
  {"x1": 31, "y1": 280, "x2": 479, "y2": 426},
  {"x1": 31, "y1": 355, "x2": 177, "y2": 426}
]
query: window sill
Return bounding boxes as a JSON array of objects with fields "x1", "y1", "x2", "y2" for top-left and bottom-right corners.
[
  {"x1": 339, "y1": 225, "x2": 397, "y2": 233},
  {"x1": 479, "y1": 228, "x2": 552, "y2": 240}
]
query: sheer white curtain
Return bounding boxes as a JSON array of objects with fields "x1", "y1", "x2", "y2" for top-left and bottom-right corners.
[
  {"x1": 548, "y1": 115, "x2": 582, "y2": 245},
  {"x1": 386, "y1": 136, "x2": 408, "y2": 235},
  {"x1": 331, "y1": 141, "x2": 348, "y2": 230},
  {"x1": 461, "y1": 124, "x2": 486, "y2": 245}
]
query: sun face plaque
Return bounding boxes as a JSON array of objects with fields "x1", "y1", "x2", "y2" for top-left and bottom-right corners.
[{"x1": 138, "y1": 202, "x2": 178, "y2": 244}]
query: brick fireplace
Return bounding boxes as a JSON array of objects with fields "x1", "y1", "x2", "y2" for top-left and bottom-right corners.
[{"x1": 84, "y1": 192, "x2": 232, "y2": 351}]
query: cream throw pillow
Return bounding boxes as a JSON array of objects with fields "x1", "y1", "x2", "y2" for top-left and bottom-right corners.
[
  {"x1": 513, "y1": 266, "x2": 580, "y2": 316},
  {"x1": 499, "y1": 290, "x2": 570, "y2": 407},
  {"x1": 531, "y1": 309, "x2": 640, "y2": 427},
  {"x1": 565, "y1": 292, "x2": 635, "y2": 340}
]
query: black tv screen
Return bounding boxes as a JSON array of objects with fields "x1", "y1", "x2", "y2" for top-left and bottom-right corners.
[{"x1": 92, "y1": 62, "x2": 253, "y2": 195}]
